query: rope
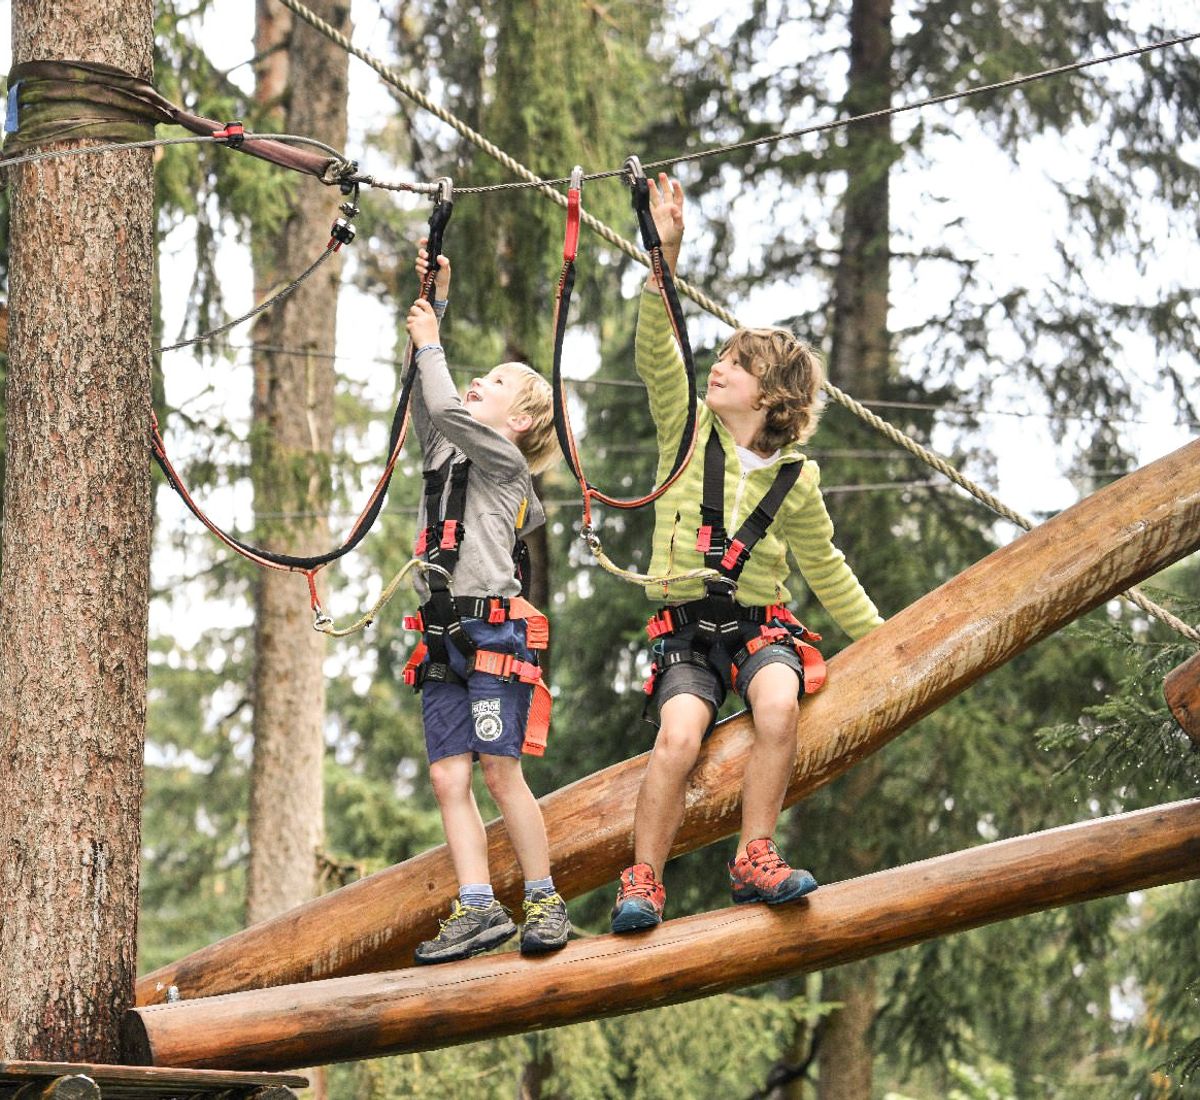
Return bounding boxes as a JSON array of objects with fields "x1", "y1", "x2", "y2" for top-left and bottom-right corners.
[
  {"x1": 276, "y1": 0, "x2": 1198, "y2": 644},
  {"x1": 313, "y1": 560, "x2": 451, "y2": 637}
]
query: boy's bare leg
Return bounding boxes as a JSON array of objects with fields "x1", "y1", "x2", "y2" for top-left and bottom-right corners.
[
  {"x1": 633, "y1": 693, "x2": 713, "y2": 876},
  {"x1": 429, "y1": 753, "x2": 490, "y2": 886},
  {"x1": 479, "y1": 755, "x2": 550, "y2": 881},
  {"x1": 738, "y1": 663, "x2": 802, "y2": 859}
]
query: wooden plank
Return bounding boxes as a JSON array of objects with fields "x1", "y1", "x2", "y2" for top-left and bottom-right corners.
[
  {"x1": 136, "y1": 438, "x2": 1200, "y2": 1006},
  {"x1": 1165, "y1": 650, "x2": 1200, "y2": 744},
  {"x1": 123, "y1": 800, "x2": 1200, "y2": 1071},
  {"x1": 0, "y1": 1061, "x2": 306, "y2": 1098}
]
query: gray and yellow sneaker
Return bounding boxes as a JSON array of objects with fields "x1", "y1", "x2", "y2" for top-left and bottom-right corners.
[
  {"x1": 519, "y1": 889, "x2": 571, "y2": 955},
  {"x1": 414, "y1": 899, "x2": 517, "y2": 965}
]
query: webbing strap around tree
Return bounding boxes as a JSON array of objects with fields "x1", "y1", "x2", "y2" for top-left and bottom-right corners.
[
  {"x1": 4, "y1": 59, "x2": 341, "y2": 181},
  {"x1": 552, "y1": 159, "x2": 700, "y2": 530}
]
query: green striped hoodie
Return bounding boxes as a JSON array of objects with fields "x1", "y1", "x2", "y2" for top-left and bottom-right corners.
[{"x1": 636, "y1": 289, "x2": 883, "y2": 640}]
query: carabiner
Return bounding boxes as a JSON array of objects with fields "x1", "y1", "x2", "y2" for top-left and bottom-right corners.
[
  {"x1": 434, "y1": 176, "x2": 453, "y2": 204},
  {"x1": 623, "y1": 155, "x2": 644, "y2": 188}
]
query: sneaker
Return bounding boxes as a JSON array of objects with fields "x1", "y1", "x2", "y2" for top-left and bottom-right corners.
[
  {"x1": 413, "y1": 899, "x2": 517, "y2": 965},
  {"x1": 610, "y1": 863, "x2": 666, "y2": 933},
  {"x1": 729, "y1": 838, "x2": 818, "y2": 905},
  {"x1": 520, "y1": 889, "x2": 571, "y2": 955}
]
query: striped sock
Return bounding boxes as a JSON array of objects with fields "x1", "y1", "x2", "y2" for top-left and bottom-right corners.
[
  {"x1": 524, "y1": 876, "x2": 555, "y2": 900},
  {"x1": 459, "y1": 883, "x2": 494, "y2": 909}
]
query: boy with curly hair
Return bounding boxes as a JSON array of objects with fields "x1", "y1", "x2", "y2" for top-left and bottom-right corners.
[{"x1": 611, "y1": 177, "x2": 883, "y2": 932}]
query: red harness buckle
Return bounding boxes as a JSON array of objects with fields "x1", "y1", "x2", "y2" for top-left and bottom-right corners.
[
  {"x1": 473, "y1": 650, "x2": 514, "y2": 679},
  {"x1": 403, "y1": 612, "x2": 425, "y2": 632},
  {"x1": 439, "y1": 520, "x2": 460, "y2": 550},
  {"x1": 487, "y1": 598, "x2": 507, "y2": 624},
  {"x1": 413, "y1": 529, "x2": 429, "y2": 556},
  {"x1": 402, "y1": 642, "x2": 428, "y2": 687},
  {"x1": 695, "y1": 526, "x2": 714, "y2": 553},
  {"x1": 646, "y1": 609, "x2": 675, "y2": 639},
  {"x1": 720, "y1": 538, "x2": 748, "y2": 572}
]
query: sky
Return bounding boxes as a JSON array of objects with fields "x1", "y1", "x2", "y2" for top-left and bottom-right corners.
[{"x1": 1, "y1": 1, "x2": 1197, "y2": 648}]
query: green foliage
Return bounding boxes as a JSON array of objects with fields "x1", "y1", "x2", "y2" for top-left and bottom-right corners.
[{"x1": 327, "y1": 992, "x2": 828, "y2": 1100}]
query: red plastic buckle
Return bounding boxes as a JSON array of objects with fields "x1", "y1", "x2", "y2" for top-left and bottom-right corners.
[
  {"x1": 487, "y1": 598, "x2": 507, "y2": 624},
  {"x1": 439, "y1": 520, "x2": 460, "y2": 550},
  {"x1": 213, "y1": 120, "x2": 245, "y2": 147},
  {"x1": 564, "y1": 187, "x2": 581, "y2": 262},
  {"x1": 720, "y1": 539, "x2": 747, "y2": 571},
  {"x1": 695, "y1": 526, "x2": 714, "y2": 553},
  {"x1": 403, "y1": 612, "x2": 424, "y2": 632},
  {"x1": 511, "y1": 659, "x2": 542, "y2": 685},
  {"x1": 643, "y1": 663, "x2": 660, "y2": 696},
  {"x1": 413, "y1": 529, "x2": 429, "y2": 555},
  {"x1": 645, "y1": 609, "x2": 674, "y2": 639}
]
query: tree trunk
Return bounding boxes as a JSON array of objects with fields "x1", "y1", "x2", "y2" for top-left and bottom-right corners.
[
  {"x1": 819, "y1": 0, "x2": 893, "y2": 1095},
  {"x1": 0, "y1": 0, "x2": 154, "y2": 1063},
  {"x1": 244, "y1": 0, "x2": 349, "y2": 928}
]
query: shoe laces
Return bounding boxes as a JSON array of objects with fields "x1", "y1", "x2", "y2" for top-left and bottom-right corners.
[
  {"x1": 619, "y1": 869, "x2": 660, "y2": 902},
  {"x1": 438, "y1": 900, "x2": 470, "y2": 931},
  {"x1": 524, "y1": 893, "x2": 562, "y2": 922},
  {"x1": 747, "y1": 844, "x2": 789, "y2": 875}
]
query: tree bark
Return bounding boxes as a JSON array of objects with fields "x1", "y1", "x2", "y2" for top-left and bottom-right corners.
[
  {"x1": 1165, "y1": 650, "x2": 1200, "y2": 744},
  {"x1": 135, "y1": 438, "x2": 1200, "y2": 1003},
  {"x1": 122, "y1": 799, "x2": 1200, "y2": 1071},
  {"x1": 820, "y1": 0, "x2": 894, "y2": 1094},
  {"x1": 0, "y1": 0, "x2": 154, "y2": 1063},
  {"x1": 244, "y1": 0, "x2": 349, "y2": 928}
]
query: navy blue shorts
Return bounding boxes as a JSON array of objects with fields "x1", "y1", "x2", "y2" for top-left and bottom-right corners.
[{"x1": 421, "y1": 618, "x2": 536, "y2": 763}]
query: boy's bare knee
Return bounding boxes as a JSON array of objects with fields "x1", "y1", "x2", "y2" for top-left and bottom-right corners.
[
  {"x1": 479, "y1": 754, "x2": 522, "y2": 798},
  {"x1": 654, "y1": 721, "x2": 705, "y2": 770},
  {"x1": 429, "y1": 756, "x2": 471, "y2": 803}
]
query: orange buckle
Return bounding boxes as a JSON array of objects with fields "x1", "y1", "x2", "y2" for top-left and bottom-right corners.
[
  {"x1": 510, "y1": 659, "x2": 543, "y2": 685},
  {"x1": 439, "y1": 520, "x2": 460, "y2": 550},
  {"x1": 720, "y1": 538, "x2": 747, "y2": 572},
  {"x1": 473, "y1": 649, "x2": 514, "y2": 678},
  {"x1": 646, "y1": 609, "x2": 674, "y2": 639},
  {"x1": 695, "y1": 526, "x2": 714, "y2": 553},
  {"x1": 402, "y1": 641, "x2": 428, "y2": 687},
  {"x1": 403, "y1": 612, "x2": 424, "y2": 632},
  {"x1": 487, "y1": 598, "x2": 507, "y2": 624},
  {"x1": 413, "y1": 529, "x2": 429, "y2": 555}
]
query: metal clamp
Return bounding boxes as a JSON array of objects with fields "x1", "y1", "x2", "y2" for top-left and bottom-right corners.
[
  {"x1": 623, "y1": 155, "x2": 644, "y2": 187},
  {"x1": 434, "y1": 175, "x2": 454, "y2": 204}
]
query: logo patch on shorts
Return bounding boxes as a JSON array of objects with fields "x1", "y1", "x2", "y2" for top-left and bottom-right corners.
[{"x1": 472, "y1": 698, "x2": 503, "y2": 742}]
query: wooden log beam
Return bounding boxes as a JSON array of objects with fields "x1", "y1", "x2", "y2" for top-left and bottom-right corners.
[
  {"x1": 1165, "y1": 650, "x2": 1200, "y2": 745},
  {"x1": 137, "y1": 439, "x2": 1200, "y2": 1005},
  {"x1": 0, "y1": 1062, "x2": 306, "y2": 1099},
  {"x1": 123, "y1": 800, "x2": 1200, "y2": 1071}
]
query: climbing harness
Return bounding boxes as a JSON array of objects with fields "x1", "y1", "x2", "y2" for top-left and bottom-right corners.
[
  {"x1": 552, "y1": 157, "x2": 715, "y2": 587},
  {"x1": 641, "y1": 429, "x2": 826, "y2": 706},
  {"x1": 152, "y1": 179, "x2": 454, "y2": 628},
  {"x1": 400, "y1": 457, "x2": 553, "y2": 756}
]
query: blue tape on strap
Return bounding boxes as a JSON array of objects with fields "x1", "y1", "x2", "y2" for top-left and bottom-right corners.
[{"x1": 5, "y1": 82, "x2": 21, "y2": 134}]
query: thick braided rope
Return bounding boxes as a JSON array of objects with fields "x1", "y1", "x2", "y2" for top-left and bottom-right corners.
[
  {"x1": 276, "y1": 0, "x2": 1198, "y2": 644},
  {"x1": 313, "y1": 560, "x2": 452, "y2": 637}
]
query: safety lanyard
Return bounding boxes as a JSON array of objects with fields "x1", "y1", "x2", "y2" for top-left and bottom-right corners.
[
  {"x1": 551, "y1": 156, "x2": 700, "y2": 533},
  {"x1": 151, "y1": 178, "x2": 454, "y2": 625}
]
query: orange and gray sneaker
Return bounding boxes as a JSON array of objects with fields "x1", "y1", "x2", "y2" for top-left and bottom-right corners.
[
  {"x1": 728, "y1": 838, "x2": 818, "y2": 905},
  {"x1": 610, "y1": 863, "x2": 666, "y2": 932}
]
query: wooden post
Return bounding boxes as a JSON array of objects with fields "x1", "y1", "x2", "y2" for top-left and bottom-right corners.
[
  {"x1": 122, "y1": 800, "x2": 1200, "y2": 1071},
  {"x1": 136, "y1": 439, "x2": 1200, "y2": 1005},
  {"x1": 1165, "y1": 650, "x2": 1200, "y2": 745}
]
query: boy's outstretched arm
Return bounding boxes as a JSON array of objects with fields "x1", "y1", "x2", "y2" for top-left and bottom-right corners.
[{"x1": 408, "y1": 242, "x2": 451, "y2": 456}]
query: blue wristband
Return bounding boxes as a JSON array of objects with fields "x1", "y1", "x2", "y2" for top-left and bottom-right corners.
[{"x1": 414, "y1": 343, "x2": 443, "y2": 357}]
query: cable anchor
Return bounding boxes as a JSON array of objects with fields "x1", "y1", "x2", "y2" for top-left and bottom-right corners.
[{"x1": 212, "y1": 120, "x2": 246, "y2": 148}]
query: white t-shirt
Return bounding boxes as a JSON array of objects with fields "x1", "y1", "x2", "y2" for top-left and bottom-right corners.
[{"x1": 735, "y1": 444, "x2": 782, "y2": 471}]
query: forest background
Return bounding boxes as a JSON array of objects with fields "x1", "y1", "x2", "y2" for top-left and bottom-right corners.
[{"x1": 1, "y1": 0, "x2": 1199, "y2": 1097}]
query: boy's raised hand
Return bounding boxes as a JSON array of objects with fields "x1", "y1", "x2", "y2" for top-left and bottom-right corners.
[
  {"x1": 416, "y1": 236, "x2": 452, "y2": 299},
  {"x1": 406, "y1": 298, "x2": 441, "y2": 349},
  {"x1": 647, "y1": 172, "x2": 684, "y2": 285}
]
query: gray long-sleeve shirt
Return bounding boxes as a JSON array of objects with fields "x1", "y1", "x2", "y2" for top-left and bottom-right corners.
[{"x1": 409, "y1": 340, "x2": 544, "y2": 602}]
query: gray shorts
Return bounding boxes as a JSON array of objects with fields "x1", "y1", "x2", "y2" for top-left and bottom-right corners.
[{"x1": 646, "y1": 622, "x2": 805, "y2": 730}]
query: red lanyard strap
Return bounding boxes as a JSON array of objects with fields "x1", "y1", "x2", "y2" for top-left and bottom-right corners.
[
  {"x1": 552, "y1": 157, "x2": 699, "y2": 528},
  {"x1": 152, "y1": 186, "x2": 455, "y2": 616}
]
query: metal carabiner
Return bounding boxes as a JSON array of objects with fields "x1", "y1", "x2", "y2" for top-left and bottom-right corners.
[
  {"x1": 434, "y1": 176, "x2": 454, "y2": 204},
  {"x1": 623, "y1": 155, "x2": 644, "y2": 188}
]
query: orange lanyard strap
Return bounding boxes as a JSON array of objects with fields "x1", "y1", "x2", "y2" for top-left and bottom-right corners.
[{"x1": 551, "y1": 157, "x2": 699, "y2": 530}]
